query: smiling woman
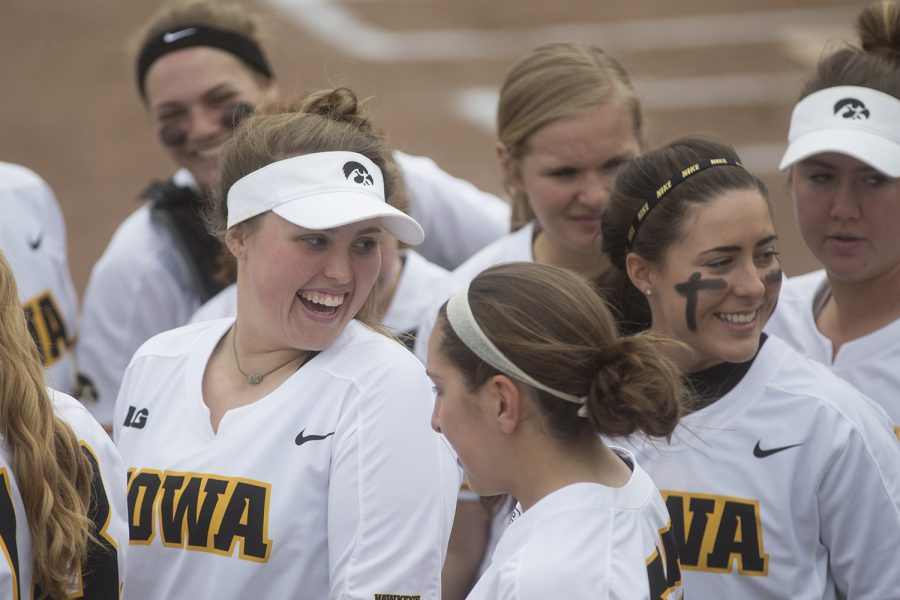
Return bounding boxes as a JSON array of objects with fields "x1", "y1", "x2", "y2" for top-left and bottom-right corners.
[
  {"x1": 76, "y1": 0, "x2": 279, "y2": 428},
  {"x1": 112, "y1": 87, "x2": 458, "y2": 600},
  {"x1": 599, "y1": 137, "x2": 900, "y2": 599}
]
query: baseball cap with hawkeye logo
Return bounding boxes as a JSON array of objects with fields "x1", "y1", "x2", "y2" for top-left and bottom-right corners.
[
  {"x1": 226, "y1": 151, "x2": 425, "y2": 245},
  {"x1": 780, "y1": 85, "x2": 900, "y2": 177}
]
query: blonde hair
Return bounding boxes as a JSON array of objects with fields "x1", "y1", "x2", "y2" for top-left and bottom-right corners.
[
  {"x1": 209, "y1": 87, "x2": 398, "y2": 330},
  {"x1": 436, "y1": 262, "x2": 684, "y2": 439},
  {"x1": 0, "y1": 251, "x2": 95, "y2": 598},
  {"x1": 497, "y1": 43, "x2": 644, "y2": 229}
]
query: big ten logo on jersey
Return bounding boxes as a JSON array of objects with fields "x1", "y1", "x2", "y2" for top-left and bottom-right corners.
[
  {"x1": 646, "y1": 522, "x2": 683, "y2": 599},
  {"x1": 127, "y1": 469, "x2": 273, "y2": 562},
  {"x1": 0, "y1": 444, "x2": 120, "y2": 599},
  {"x1": 22, "y1": 291, "x2": 68, "y2": 367},
  {"x1": 123, "y1": 406, "x2": 149, "y2": 429},
  {"x1": 664, "y1": 491, "x2": 769, "y2": 576}
]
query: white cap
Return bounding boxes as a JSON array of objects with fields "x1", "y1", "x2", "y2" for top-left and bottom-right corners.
[
  {"x1": 780, "y1": 86, "x2": 900, "y2": 177},
  {"x1": 226, "y1": 151, "x2": 425, "y2": 245}
]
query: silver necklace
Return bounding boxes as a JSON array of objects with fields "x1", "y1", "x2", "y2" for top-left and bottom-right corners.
[{"x1": 231, "y1": 327, "x2": 302, "y2": 385}]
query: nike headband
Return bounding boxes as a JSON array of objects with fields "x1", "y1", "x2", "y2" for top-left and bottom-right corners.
[
  {"x1": 445, "y1": 287, "x2": 589, "y2": 417},
  {"x1": 136, "y1": 24, "x2": 274, "y2": 99},
  {"x1": 226, "y1": 151, "x2": 424, "y2": 245},
  {"x1": 626, "y1": 158, "x2": 743, "y2": 249}
]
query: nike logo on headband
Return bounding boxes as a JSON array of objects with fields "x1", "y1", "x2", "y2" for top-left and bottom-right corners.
[{"x1": 163, "y1": 27, "x2": 198, "y2": 44}]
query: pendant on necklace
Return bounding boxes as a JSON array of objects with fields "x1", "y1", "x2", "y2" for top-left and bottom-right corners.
[{"x1": 247, "y1": 374, "x2": 263, "y2": 385}]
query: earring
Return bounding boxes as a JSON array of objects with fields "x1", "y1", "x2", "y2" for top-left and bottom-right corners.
[{"x1": 644, "y1": 289, "x2": 653, "y2": 297}]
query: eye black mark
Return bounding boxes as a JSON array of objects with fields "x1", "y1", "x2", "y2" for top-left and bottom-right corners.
[{"x1": 674, "y1": 272, "x2": 727, "y2": 332}]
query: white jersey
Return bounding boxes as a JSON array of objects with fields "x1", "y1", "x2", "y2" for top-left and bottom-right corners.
[
  {"x1": 394, "y1": 151, "x2": 510, "y2": 270},
  {"x1": 383, "y1": 250, "x2": 451, "y2": 346},
  {"x1": 191, "y1": 249, "x2": 450, "y2": 352},
  {"x1": 766, "y1": 269, "x2": 900, "y2": 435},
  {"x1": 0, "y1": 389, "x2": 128, "y2": 598},
  {"x1": 77, "y1": 169, "x2": 204, "y2": 425},
  {"x1": 468, "y1": 450, "x2": 683, "y2": 600},
  {"x1": 413, "y1": 222, "x2": 536, "y2": 362},
  {"x1": 615, "y1": 336, "x2": 900, "y2": 599},
  {"x1": 113, "y1": 318, "x2": 459, "y2": 600},
  {"x1": 0, "y1": 162, "x2": 78, "y2": 394}
]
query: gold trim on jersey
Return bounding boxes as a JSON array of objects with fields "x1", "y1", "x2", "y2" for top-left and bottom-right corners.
[
  {"x1": 663, "y1": 490, "x2": 769, "y2": 576},
  {"x1": 645, "y1": 519, "x2": 684, "y2": 599},
  {"x1": 0, "y1": 469, "x2": 20, "y2": 600},
  {"x1": 21, "y1": 290, "x2": 69, "y2": 368},
  {"x1": 126, "y1": 469, "x2": 273, "y2": 563}
]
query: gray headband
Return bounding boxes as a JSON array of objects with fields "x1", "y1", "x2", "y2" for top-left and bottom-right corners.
[{"x1": 446, "y1": 287, "x2": 588, "y2": 417}]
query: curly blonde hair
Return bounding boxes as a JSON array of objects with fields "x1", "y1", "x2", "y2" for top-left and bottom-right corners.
[{"x1": 0, "y1": 251, "x2": 95, "y2": 598}]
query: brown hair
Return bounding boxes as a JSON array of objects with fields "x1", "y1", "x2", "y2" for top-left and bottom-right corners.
[
  {"x1": 800, "y1": 1, "x2": 900, "y2": 100},
  {"x1": 598, "y1": 138, "x2": 769, "y2": 333},
  {"x1": 497, "y1": 43, "x2": 644, "y2": 229},
  {"x1": 0, "y1": 251, "x2": 95, "y2": 598},
  {"x1": 436, "y1": 262, "x2": 684, "y2": 439},
  {"x1": 208, "y1": 86, "x2": 399, "y2": 329}
]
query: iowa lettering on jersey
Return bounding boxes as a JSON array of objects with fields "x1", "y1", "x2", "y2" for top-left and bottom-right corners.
[
  {"x1": 664, "y1": 491, "x2": 769, "y2": 576},
  {"x1": 127, "y1": 469, "x2": 273, "y2": 562},
  {"x1": 0, "y1": 443, "x2": 120, "y2": 600},
  {"x1": 645, "y1": 521, "x2": 683, "y2": 599},
  {"x1": 22, "y1": 291, "x2": 68, "y2": 367}
]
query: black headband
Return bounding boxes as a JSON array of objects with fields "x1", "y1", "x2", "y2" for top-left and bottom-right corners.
[
  {"x1": 136, "y1": 24, "x2": 274, "y2": 99},
  {"x1": 625, "y1": 158, "x2": 743, "y2": 248}
]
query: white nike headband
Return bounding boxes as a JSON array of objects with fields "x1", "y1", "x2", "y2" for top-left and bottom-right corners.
[
  {"x1": 446, "y1": 287, "x2": 589, "y2": 417},
  {"x1": 226, "y1": 151, "x2": 425, "y2": 245},
  {"x1": 780, "y1": 86, "x2": 900, "y2": 177}
]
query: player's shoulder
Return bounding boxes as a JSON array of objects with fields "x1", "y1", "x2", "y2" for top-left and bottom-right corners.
[
  {"x1": 88, "y1": 202, "x2": 189, "y2": 285},
  {"x1": 133, "y1": 317, "x2": 231, "y2": 362},
  {"x1": 763, "y1": 336, "x2": 892, "y2": 431},
  {"x1": 392, "y1": 150, "x2": 437, "y2": 175},
  {"x1": 780, "y1": 269, "x2": 826, "y2": 301},
  {"x1": 318, "y1": 320, "x2": 426, "y2": 382},
  {"x1": 450, "y1": 222, "x2": 534, "y2": 285},
  {"x1": 0, "y1": 161, "x2": 46, "y2": 190},
  {"x1": 49, "y1": 388, "x2": 115, "y2": 448},
  {"x1": 404, "y1": 250, "x2": 450, "y2": 281}
]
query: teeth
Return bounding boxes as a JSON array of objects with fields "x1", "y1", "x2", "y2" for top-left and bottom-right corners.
[
  {"x1": 716, "y1": 310, "x2": 757, "y2": 325},
  {"x1": 196, "y1": 146, "x2": 221, "y2": 159},
  {"x1": 300, "y1": 291, "x2": 344, "y2": 307}
]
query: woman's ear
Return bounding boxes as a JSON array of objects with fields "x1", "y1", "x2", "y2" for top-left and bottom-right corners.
[
  {"x1": 224, "y1": 225, "x2": 246, "y2": 260},
  {"x1": 496, "y1": 142, "x2": 524, "y2": 197},
  {"x1": 488, "y1": 374, "x2": 523, "y2": 435},
  {"x1": 625, "y1": 252, "x2": 655, "y2": 295}
]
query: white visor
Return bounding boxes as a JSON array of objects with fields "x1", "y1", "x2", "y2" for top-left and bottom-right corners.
[
  {"x1": 780, "y1": 86, "x2": 900, "y2": 177},
  {"x1": 226, "y1": 151, "x2": 425, "y2": 245}
]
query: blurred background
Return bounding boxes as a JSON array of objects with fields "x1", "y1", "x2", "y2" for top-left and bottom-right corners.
[{"x1": 0, "y1": 0, "x2": 861, "y2": 293}]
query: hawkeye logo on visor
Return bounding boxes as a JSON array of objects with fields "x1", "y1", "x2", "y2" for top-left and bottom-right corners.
[
  {"x1": 833, "y1": 98, "x2": 870, "y2": 120},
  {"x1": 342, "y1": 161, "x2": 375, "y2": 186}
]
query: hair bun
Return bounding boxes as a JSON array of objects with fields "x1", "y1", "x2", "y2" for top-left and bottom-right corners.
[
  {"x1": 298, "y1": 87, "x2": 373, "y2": 132},
  {"x1": 586, "y1": 333, "x2": 683, "y2": 439},
  {"x1": 857, "y1": 1, "x2": 900, "y2": 57}
]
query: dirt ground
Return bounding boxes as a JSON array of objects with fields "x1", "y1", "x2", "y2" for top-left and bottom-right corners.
[{"x1": 0, "y1": 0, "x2": 861, "y2": 293}]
